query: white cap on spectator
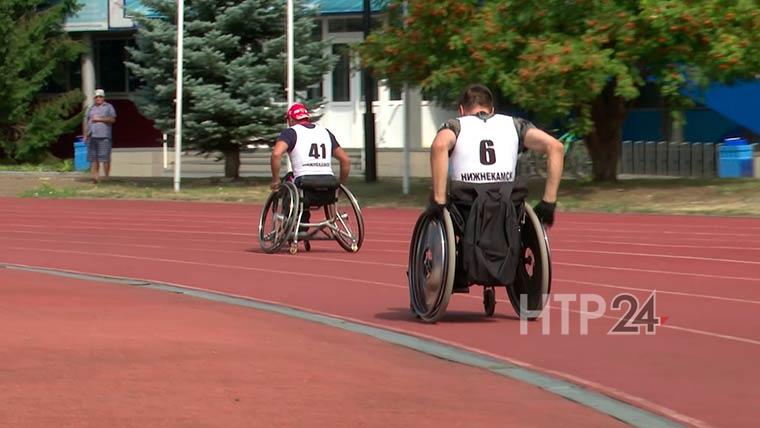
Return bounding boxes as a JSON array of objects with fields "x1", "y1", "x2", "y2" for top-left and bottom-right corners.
[{"x1": 94, "y1": 89, "x2": 105, "y2": 97}]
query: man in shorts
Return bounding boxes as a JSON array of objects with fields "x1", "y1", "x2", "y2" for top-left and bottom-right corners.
[{"x1": 83, "y1": 89, "x2": 117, "y2": 183}]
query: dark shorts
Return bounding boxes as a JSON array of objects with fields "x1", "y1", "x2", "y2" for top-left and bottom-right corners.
[{"x1": 87, "y1": 138, "x2": 112, "y2": 162}]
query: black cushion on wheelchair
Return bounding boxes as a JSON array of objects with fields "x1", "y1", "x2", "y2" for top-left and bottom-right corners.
[
  {"x1": 297, "y1": 174, "x2": 339, "y2": 207},
  {"x1": 448, "y1": 180, "x2": 527, "y2": 287}
]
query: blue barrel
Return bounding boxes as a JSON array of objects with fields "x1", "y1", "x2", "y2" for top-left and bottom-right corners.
[
  {"x1": 73, "y1": 136, "x2": 90, "y2": 171},
  {"x1": 718, "y1": 138, "x2": 753, "y2": 178}
]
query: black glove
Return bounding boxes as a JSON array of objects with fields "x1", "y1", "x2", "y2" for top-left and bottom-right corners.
[
  {"x1": 533, "y1": 200, "x2": 557, "y2": 226},
  {"x1": 423, "y1": 200, "x2": 447, "y2": 218}
]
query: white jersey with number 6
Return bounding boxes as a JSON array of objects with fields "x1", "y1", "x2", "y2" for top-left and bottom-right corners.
[
  {"x1": 288, "y1": 124, "x2": 335, "y2": 178},
  {"x1": 449, "y1": 114, "x2": 520, "y2": 184}
]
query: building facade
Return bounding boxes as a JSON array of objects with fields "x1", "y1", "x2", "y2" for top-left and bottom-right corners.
[{"x1": 53, "y1": 0, "x2": 758, "y2": 172}]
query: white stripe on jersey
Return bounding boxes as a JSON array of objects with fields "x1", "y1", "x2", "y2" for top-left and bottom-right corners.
[
  {"x1": 450, "y1": 114, "x2": 519, "y2": 183},
  {"x1": 289, "y1": 124, "x2": 335, "y2": 178}
]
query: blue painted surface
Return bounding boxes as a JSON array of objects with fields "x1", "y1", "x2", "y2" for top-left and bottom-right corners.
[
  {"x1": 683, "y1": 79, "x2": 760, "y2": 136},
  {"x1": 622, "y1": 110, "x2": 662, "y2": 141},
  {"x1": 622, "y1": 109, "x2": 743, "y2": 143},
  {"x1": 317, "y1": 0, "x2": 388, "y2": 14}
]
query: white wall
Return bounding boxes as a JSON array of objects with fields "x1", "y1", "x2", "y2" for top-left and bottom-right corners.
[{"x1": 315, "y1": 18, "x2": 458, "y2": 150}]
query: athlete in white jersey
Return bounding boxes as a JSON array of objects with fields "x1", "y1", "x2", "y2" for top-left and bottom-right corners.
[
  {"x1": 429, "y1": 84, "x2": 564, "y2": 226},
  {"x1": 270, "y1": 103, "x2": 351, "y2": 191}
]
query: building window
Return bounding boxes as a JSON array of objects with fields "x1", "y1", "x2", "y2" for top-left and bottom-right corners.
[
  {"x1": 327, "y1": 17, "x2": 380, "y2": 33},
  {"x1": 94, "y1": 38, "x2": 142, "y2": 94},
  {"x1": 331, "y1": 44, "x2": 350, "y2": 102},
  {"x1": 42, "y1": 59, "x2": 80, "y2": 94},
  {"x1": 307, "y1": 81, "x2": 323, "y2": 101},
  {"x1": 96, "y1": 39, "x2": 127, "y2": 93}
]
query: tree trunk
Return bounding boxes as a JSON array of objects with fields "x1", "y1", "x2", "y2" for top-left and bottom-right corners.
[
  {"x1": 586, "y1": 84, "x2": 628, "y2": 182},
  {"x1": 223, "y1": 146, "x2": 241, "y2": 179}
]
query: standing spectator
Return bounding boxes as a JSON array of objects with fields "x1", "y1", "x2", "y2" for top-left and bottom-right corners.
[{"x1": 83, "y1": 89, "x2": 117, "y2": 183}]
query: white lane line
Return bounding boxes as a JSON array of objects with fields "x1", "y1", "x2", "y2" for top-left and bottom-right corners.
[
  {"x1": 553, "y1": 248, "x2": 760, "y2": 266},
  {"x1": 557, "y1": 262, "x2": 760, "y2": 282},
  {"x1": 3, "y1": 245, "x2": 760, "y2": 347}
]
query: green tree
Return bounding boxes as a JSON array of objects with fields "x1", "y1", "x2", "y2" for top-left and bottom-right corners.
[
  {"x1": 126, "y1": 0, "x2": 332, "y2": 179},
  {"x1": 360, "y1": 0, "x2": 760, "y2": 181},
  {"x1": 0, "y1": 0, "x2": 84, "y2": 163}
]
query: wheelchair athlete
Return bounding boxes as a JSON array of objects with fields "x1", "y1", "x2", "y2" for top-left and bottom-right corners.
[
  {"x1": 426, "y1": 84, "x2": 564, "y2": 290},
  {"x1": 270, "y1": 103, "x2": 352, "y2": 226}
]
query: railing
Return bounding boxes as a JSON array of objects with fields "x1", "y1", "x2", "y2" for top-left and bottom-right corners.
[
  {"x1": 517, "y1": 139, "x2": 758, "y2": 179},
  {"x1": 620, "y1": 140, "x2": 758, "y2": 177}
]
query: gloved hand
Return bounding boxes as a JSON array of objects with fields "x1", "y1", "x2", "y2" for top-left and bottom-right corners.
[
  {"x1": 533, "y1": 200, "x2": 557, "y2": 226},
  {"x1": 423, "y1": 199, "x2": 447, "y2": 218}
]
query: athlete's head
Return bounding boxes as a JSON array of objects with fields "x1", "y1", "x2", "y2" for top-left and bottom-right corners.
[
  {"x1": 458, "y1": 84, "x2": 494, "y2": 116},
  {"x1": 286, "y1": 103, "x2": 310, "y2": 126}
]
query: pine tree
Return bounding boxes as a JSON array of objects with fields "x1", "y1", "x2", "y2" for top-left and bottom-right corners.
[
  {"x1": 0, "y1": 0, "x2": 84, "y2": 163},
  {"x1": 126, "y1": 0, "x2": 333, "y2": 178}
]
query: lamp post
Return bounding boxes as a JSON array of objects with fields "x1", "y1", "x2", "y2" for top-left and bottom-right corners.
[
  {"x1": 173, "y1": 0, "x2": 184, "y2": 192},
  {"x1": 362, "y1": 0, "x2": 377, "y2": 182}
]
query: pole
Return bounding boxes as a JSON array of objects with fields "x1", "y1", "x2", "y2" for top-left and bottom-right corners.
[
  {"x1": 401, "y1": 1, "x2": 410, "y2": 194},
  {"x1": 173, "y1": 0, "x2": 184, "y2": 192},
  {"x1": 162, "y1": 133, "x2": 168, "y2": 169},
  {"x1": 363, "y1": 0, "x2": 377, "y2": 182},
  {"x1": 402, "y1": 84, "x2": 411, "y2": 194},
  {"x1": 284, "y1": 0, "x2": 294, "y2": 173},
  {"x1": 287, "y1": 0, "x2": 294, "y2": 107}
]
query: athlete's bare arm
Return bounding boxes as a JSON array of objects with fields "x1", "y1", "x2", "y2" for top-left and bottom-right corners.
[
  {"x1": 333, "y1": 147, "x2": 351, "y2": 185},
  {"x1": 430, "y1": 128, "x2": 457, "y2": 205},
  {"x1": 270, "y1": 140, "x2": 289, "y2": 190},
  {"x1": 523, "y1": 128, "x2": 564, "y2": 203}
]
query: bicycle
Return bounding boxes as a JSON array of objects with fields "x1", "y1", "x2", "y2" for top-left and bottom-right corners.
[{"x1": 516, "y1": 130, "x2": 592, "y2": 179}]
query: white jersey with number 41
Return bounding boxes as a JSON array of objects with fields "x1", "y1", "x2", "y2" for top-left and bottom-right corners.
[{"x1": 289, "y1": 124, "x2": 335, "y2": 178}]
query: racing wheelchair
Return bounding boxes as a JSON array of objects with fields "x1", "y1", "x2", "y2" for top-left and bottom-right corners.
[
  {"x1": 258, "y1": 174, "x2": 364, "y2": 254},
  {"x1": 407, "y1": 183, "x2": 552, "y2": 323}
]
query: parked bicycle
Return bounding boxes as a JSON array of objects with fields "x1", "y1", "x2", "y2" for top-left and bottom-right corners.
[{"x1": 518, "y1": 129, "x2": 592, "y2": 179}]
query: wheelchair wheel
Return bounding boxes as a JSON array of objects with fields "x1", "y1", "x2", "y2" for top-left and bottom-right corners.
[
  {"x1": 507, "y1": 203, "x2": 552, "y2": 320},
  {"x1": 408, "y1": 208, "x2": 456, "y2": 323},
  {"x1": 330, "y1": 184, "x2": 365, "y2": 253},
  {"x1": 483, "y1": 287, "x2": 496, "y2": 317},
  {"x1": 258, "y1": 182, "x2": 299, "y2": 254}
]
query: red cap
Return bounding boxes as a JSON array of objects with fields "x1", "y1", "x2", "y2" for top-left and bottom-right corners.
[{"x1": 286, "y1": 103, "x2": 310, "y2": 121}]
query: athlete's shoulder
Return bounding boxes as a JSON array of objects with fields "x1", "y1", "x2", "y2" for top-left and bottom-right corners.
[{"x1": 438, "y1": 117, "x2": 461, "y2": 137}]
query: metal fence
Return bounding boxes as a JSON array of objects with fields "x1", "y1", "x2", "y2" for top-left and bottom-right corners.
[{"x1": 620, "y1": 140, "x2": 758, "y2": 177}]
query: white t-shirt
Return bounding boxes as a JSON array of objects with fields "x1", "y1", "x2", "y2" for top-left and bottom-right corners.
[
  {"x1": 277, "y1": 123, "x2": 340, "y2": 178},
  {"x1": 441, "y1": 113, "x2": 535, "y2": 183}
]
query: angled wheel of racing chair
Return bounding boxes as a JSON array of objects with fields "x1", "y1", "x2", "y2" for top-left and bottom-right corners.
[
  {"x1": 258, "y1": 174, "x2": 364, "y2": 255},
  {"x1": 407, "y1": 200, "x2": 551, "y2": 323}
]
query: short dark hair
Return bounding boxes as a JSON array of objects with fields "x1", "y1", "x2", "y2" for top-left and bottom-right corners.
[{"x1": 458, "y1": 84, "x2": 494, "y2": 110}]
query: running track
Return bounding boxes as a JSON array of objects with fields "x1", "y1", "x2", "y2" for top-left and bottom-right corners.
[{"x1": 1, "y1": 197, "x2": 759, "y2": 428}]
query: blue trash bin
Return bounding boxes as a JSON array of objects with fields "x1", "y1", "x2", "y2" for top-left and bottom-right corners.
[
  {"x1": 717, "y1": 138, "x2": 753, "y2": 178},
  {"x1": 73, "y1": 136, "x2": 90, "y2": 171}
]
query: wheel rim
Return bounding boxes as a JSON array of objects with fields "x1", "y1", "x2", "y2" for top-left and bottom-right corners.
[
  {"x1": 333, "y1": 185, "x2": 364, "y2": 252},
  {"x1": 258, "y1": 186, "x2": 297, "y2": 253},
  {"x1": 508, "y1": 204, "x2": 551, "y2": 318},
  {"x1": 408, "y1": 212, "x2": 455, "y2": 322}
]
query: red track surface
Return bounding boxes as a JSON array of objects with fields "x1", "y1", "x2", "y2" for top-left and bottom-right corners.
[
  {"x1": 1, "y1": 268, "x2": 623, "y2": 427},
  {"x1": 1, "y1": 197, "x2": 759, "y2": 427}
]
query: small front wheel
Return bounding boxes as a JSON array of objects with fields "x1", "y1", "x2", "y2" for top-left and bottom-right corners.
[{"x1": 483, "y1": 287, "x2": 496, "y2": 317}]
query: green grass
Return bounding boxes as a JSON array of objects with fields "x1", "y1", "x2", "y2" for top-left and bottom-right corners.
[
  {"x1": 15, "y1": 175, "x2": 760, "y2": 216},
  {"x1": 20, "y1": 183, "x2": 78, "y2": 198},
  {"x1": 0, "y1": 159, "x2": 74, "y2": 173}
]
